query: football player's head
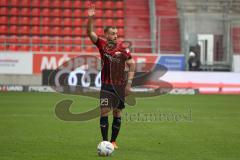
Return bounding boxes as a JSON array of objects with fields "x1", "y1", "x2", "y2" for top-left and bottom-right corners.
[{"x1": 104, "y1": 26, "x2": 118, "y2": 44}]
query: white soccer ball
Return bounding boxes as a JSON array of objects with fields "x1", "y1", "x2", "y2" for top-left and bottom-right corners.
[{"x1": 97, "y1": 141, "x2": 114, "y2": 156}]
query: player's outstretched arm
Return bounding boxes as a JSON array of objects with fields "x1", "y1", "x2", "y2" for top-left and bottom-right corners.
[
  {"x1": 125, "y1": 58, "x2": 136, "y2": 95},
  {"x1": 87, "y1": 5, "x2": 98, "y2": 44}
]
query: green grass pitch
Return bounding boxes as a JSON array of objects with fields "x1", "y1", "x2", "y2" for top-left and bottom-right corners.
[{"x1": 0, "y1": 92, "x2": 240, "y2": 160}]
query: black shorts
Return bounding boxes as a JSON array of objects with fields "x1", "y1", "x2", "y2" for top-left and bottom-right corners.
[{"x1": 100, "y1": 84, "x2": 125, "y2": 109}]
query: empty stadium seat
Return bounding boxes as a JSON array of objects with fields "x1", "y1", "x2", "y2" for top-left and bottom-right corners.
[
  {"x1": 72, "y1": 46, "x2": 82, "y2": 52},
  {"x1": 73, "y1": 1, "x2": 82, "y2": 9},
  {"x1": 95, "y1": 10, "x2": 103, "y2": 18},
  {"x1": 9, "y1": 17, "x2": 18, "y2": 25},
  {"x1": 73, "y1": 9, "x2": 82, "y2": 18},
  {"x1": 8, "y1": 45, "x2": 19, "y2": 51},
  {"x1": 84, "y1": 1, "x2": 91, "y2": 9},
  {"x1": 118, "y1": 28, "x2": 124, "y2": 37},
  {"x1": 19, "y1": 36, "x2": 30, "y2": 44},
  {"x1": 20, "y1": 8, "x2": 30, "y2": 16},
  {"x1": 51, "y1": 17, "x2": 61, "y2": 26},
  {"x1": 0, "y1": 16, "x2": 8, "y2": 25},
  {"x1": 95, "y1": 1, "x2": 103, "y2": 9},
  {"x1": 19, "y1": 45, "x2": 30, "y2": 51},
  {"x1": 105, "y1": 1, "x2": 114, "y2": 9},
  {"x1": 73, "y1": 18, "x2": 82, "y2": 27},
  {"x1": 31, "y1": 8, "x2": 40, "y2": 16},
  {"x1": 95, "y1": 19, "x2": 103, "y2": 27},
  {"x1": 73, "y1": 27, "x2": 82, "y2": 36},
  {"x1": 7, "y1": 35, "x2": 18, "y2": 43},
  {"x1": 105, "y1": 19, "x2": 114, "y2": 26},
  {"x1": 63, "y1": 9, "x2": 72, "y2": 17},
  {"x1": 0, "y1": 45, "x2": 6, "y2": 51},
  {"x1": 42, "y1": 0, "x2": 51, "y2": 7},
  {"x1": 42, "y1": 45, "x2": 52, "y2": 52},
  {"x1": 9, "y1": 8, "x2": 18, "y2": 16},
  {"x1": 59, "y1": 36, "x2": 73, "y2": 44},
  {"x1": 19, "y1": 17, "x2": 30, "y2": 25},
  {"x1": 31, "y1": 26, "x2": 40, "y2": 35},
  {"x1": 63, "y1": 18, "x2": 72, "y2": 26},
  {"x1": 63, "y1": 0, "x2": 72, "y2": 8},
  {"x1": 116, "y1": 10, "x2": 124, "y2": 18},
  {"x1": 0, "y1": 35, "x2": 6, "y2": 43},
  {"x1": 96, "y1": 27, "x2": 103, "y2": 36},
  {"x1": 63, "y1": 27, "x2": 72, "y2": 36},
  {"x1": 51, "y1": 27, "x2": 61, "y2": 36},
  {"x1": 10, "y1": 0, "x2": 18, "y2": 7},
  {"x1": 105, "y1": 10, "x2": 114, "y2": 18},
  {"x1": 32, "y1": 45, "x2": 41, "y2": 51},
  {"x1": 31, "y1": 36, "x2": 41, "y2": 44},
  {"x1": 31, "y1": 0, "x2": 40, "y2": 7},
  {"x1": 42, "y1": 17, "x2": 50, "y2": 26},
  {"x1": 116, "y1": 19, "x2": 124, "y2": 27},
  {"x1": 0, "y1": 7, "x2": 7, "y2": 15},
  {"x1": 116, "y1": 1, "x2": 124, "y2": 9},
  {"x1": 42, "y1": 27, "x2": 51, "y2": 35},
  {"x1": 9, "y1": 25, "x2": 18, "y2": 35},
  {"x1": 52, "y1": 9, "x2": 61, "y2": 17},
  {"x1": 32, "y1": 17, "x2": 40, "y2": 25},
  {"x1": 20, "y1": 0, "x2": 30, "y2": 7},
  {"x1": 72, "y1": 37, "x2": 82, "y2": 45},
  {"x1": 42, "y1": 8, "x2": 51, "y2": 16},
  {"x1": 60, "y1": 46, "x2": 73, "y2": 52},
  {"x1": 52, "y1": 0, "x2": 61, "y2": 8},
  {"x1": 19, "y1": 26, "x2": 30, "y2": 35},
  {"x1": 0, "y1": 0, "x2": 7, "y2": 7},
  {"x1": 41, "y1": 36, "x2": 50, "y2": 44}
]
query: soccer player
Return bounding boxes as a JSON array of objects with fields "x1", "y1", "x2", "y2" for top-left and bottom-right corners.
[{"x1": 87, "y1": 5, "x2": 135, "y2": 149}]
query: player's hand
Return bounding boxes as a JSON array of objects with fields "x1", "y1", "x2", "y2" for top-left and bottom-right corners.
[
  {"x1": 88, "y1": 4, "x2": 95, "y2": 17},
  {"x1": 125, "y1": 83, "x2": 132, "y2": 96}
]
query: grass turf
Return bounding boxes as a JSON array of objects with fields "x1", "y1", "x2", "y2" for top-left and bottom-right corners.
[{"x1": 0, "y1": 92, "x2": 240, "y2": 160}]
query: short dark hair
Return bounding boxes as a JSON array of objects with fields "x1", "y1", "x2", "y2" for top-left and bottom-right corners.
[{"x1": 104, "y1": 26, "x2": 116, "y2": 34}]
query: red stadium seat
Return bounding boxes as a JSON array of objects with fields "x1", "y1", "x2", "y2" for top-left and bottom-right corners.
[
  {"x1": 85, "y1": 46, "x2": 94, "y2": 52},
  {"x1": 95, "y1": 1, "x2": 103, "y2": 9},
  {"x1": 19, "y1": 17, "x2": 30, "y2": 25},
  {"x1": 10, "y1": 0, "x2": 18, "y2": 7},
  {"x1": 31, "y1": 36, "x2": 41, "y2": 44},
  {"x1": 0, "y1": 35, "x2": 6, "y2": 43},
  {"x1": 32, "y1": 17, "x2": 40, "y2": 25},
  {"x1": 42, "y1": 0, "x2": 51, "y2": 7},
  {"x1": 73, "y1": 37, "x2": 82, "y2": 45},
  {"x1": 52, "y1": 0, "x2": 61, "y2": 8},
  {"x1": 116, "y1": 10, "x2": 124, "y2": 18},
  {"x1": 51, "y1": 27, "x2": 61, "y2": 36},
  {"x1": 0, "y1": 45, "x2": 6, "y2": 51},
  {"x1": 9, "y1": 17, "x2": 18, "y2": 25},
  {"x1": 42, "y1": 45, "x2": 52, "y2": 52},
  {"x1": 73, "y1": 9, "x2": 83, "y2": 18},
  {"x1": 32, "y1": 8, "x2": 40, "y2": 16},
  {"x1": 19, "y1": 45, "x2": 30, "y2": 51},
  {"x1": 84, "y1": 38, "x2": 92, "y2": 45},
  {"x1": 42, "y1": 26, "x2": 51, "y2": 35},
  {"x1": 59, "y1": 36, "x2": 73, "y2": 44},
  {"x1": 0, "y1": 0, "x2": 7, "y2": 6},
  {"x1": 9, "y1": 25, "x2": 18, "y2": 35},
  {"x1": 95, "y1": 10, "x2": 103, "y2": 18},
  {"x1": 19, "y1": 26, "x2": 30, "y2": 35},
  {"x1": 42, "y1": 17, "x2": 50, "y2": 26},
  {"x1": 31, "y1": 26, "x2": 40, "y2": 35},
  {"x1": 10, "y1": 8, "x2": 19, "y2": 16},
  {"x1": 51, "y1": 17, "x2": 61, "y2": 26},
  {"x1": 20, "y1": 0, "x2": 30, "y2": 7},
  {"x1": 105, "y1": 1, "x2": 114, "y2": 9},
  {"x1": 41, "y1": 36, "x2": 50, "y2": 44},
  {"x1": 95, "y1": 19, "x2": 103, "y2": 27},
  {"x1": 84, "y1": 1, "x2": 91, "y2": 9},
  {"x1": 84, "y1": 9, "x2": 89, "y2": 17},
  {"x1": 116, "y1": 1, "x2": 124, "y2": 9},
  {"x1": 0, "y1": 7, "x2": 7, "y2": 16},
  {"x1": 20, "y1": 8, "x2": 30, "y2": 16},
  {"x1": 105, "y1": 19, "x2": 114, "y2": 26},
  {"x1": 0, "y1": 25, "x2": 8, "y2": 34},
  {"x1": 19, "y1": 35, "x2": 30, "y2": 44},
  {"x1": 63, "y1": 27, "x2": 72, "y2": 36},
  {"x1": 72, "y1": 46, "x2": 81, "y2": 52},
  {"x1": 0, "y1": 16, "x2": 8, "y2": 25},
  {"x1": 118, "y1": 28, "x2": 124, "y2": 37},
  {"x1": 8, "y1": 45, "x2": 19, "y2": 51},
  {"x1": 116, "y1": 19, "x2": 124, "y2": 27},
  {"x1": 63, "y1": 0, "x2": 72, "y2": 8},
  {"x1": 73, "y1": 27, "x2": 82, "y2": 36},
  {"x1": 31, "y1": 0, "x2": 40, "y2": 7},
  {"x1": 42, "y1": 8, "x2": 50, "y2": 16},
  {"x1": 60, "y1": 46, "x2": 73, "y2": 52},
  {"x1": 73, "y1": 1, "x2": 82, "y2": 9},
  {"x1": 63, "y1": 9, "x2": 72, "y2": 17},
  {"x1": 63, "y1": 18, "x2": 72, "y2": 26},
  {"x1": 32, "y1": 45, "x2": 41, "y2": 51},
  {"x1": 105, "y1": 10, "x2": 114, "y2": 18},
  {"x1": 52, "y1": 9, "x2": 61, "y2": 17},
  {"x1": 73, "y1": 18, "x2": 82, "y2": 27},
  {"x1": 7, "y1": 35, "x2": 18, "y2": 43}
]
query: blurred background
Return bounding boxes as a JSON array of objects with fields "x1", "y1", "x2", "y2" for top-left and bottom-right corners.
[{"x1": 0, "y1": 0, "x2": 240, "y2": 94}]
